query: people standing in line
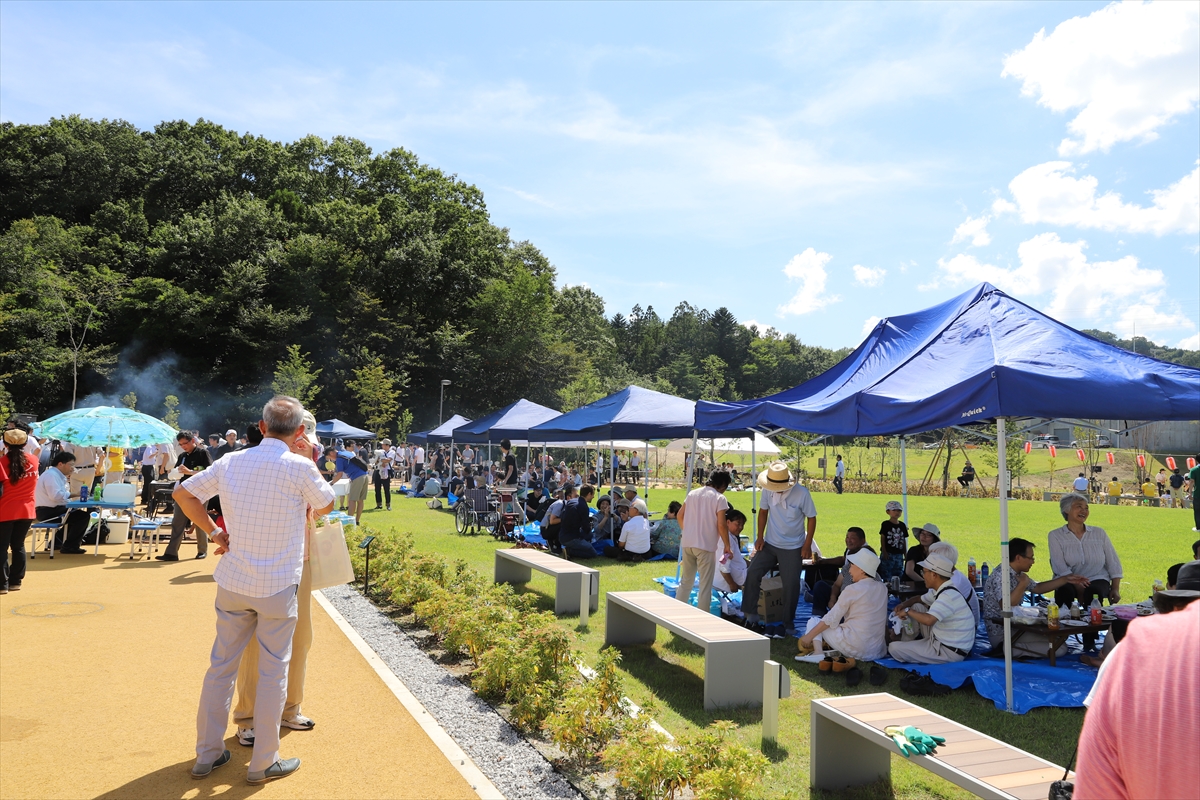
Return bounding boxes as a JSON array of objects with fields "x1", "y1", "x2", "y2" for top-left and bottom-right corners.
[
  {"x1": 230, "y1": 408, "x2": 328, "y2": 753},
  {"x1": 177, "y1": 396, "x2": 335, "y2": 784},
  {"x1": 0, "y1": 428, "x2": 39, "y2": 593},
  {"x1": 332, "y1": 441, "x2": 369, "y2": 526},
  {"x1": 833, "y1": 455, "x2": 845, "y2": 494},
  {"x1": 34, "y1": 451, "x2": 90, "y2": 554},
  {"x1": 558, "y1": 484, "x2": 598, "y2": 560},
  {"x1": 676, "y1": 470, "x2": 732, "y2": 615},
  {"x1": 157, "y1": 431, "x2": 214, "y2": 562},
  {"x1": 373, "y1": 439, "x2": 394, "y2": 511},
  {"x1": 741, "y1": 463, "x2": 817, "y2": 634},
  {"x1": 499, "y1": 439, "x2": 517, "y2": 486},
  {"x1": 878, "y1": 500, "x2": 908, "y2": 581}
]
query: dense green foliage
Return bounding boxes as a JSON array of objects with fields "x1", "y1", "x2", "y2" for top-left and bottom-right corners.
[{"x1": 2, "y1": 116, "x2": 1194, "y2": 435}]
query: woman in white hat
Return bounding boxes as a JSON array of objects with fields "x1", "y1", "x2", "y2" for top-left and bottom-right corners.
[
  {"x1": 796, "y1": 548, "x2": 888, "y2": 661},
  {"x1": 742, "y1": 462, "x2": 818, "y2": 636}
]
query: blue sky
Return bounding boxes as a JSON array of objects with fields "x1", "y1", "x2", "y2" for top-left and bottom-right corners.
[{"x1": 3, "y1": 0, "x2": 1197, "y2": 350}]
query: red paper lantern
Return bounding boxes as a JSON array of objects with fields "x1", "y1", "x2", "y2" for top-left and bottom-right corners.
[
  {"x1": 1189, "y1": 457, "x2": 1197, "y2": 470},
  {"x1": 1105, "y1": 452, "x2": 1115, "y2": 465},
  {"x1": 1049, "y1": 445, "x2": 1057, "y2": 458},
  {"x1": 1166, "y1": 456, "x2": 1177, "y2": 470},
  {"x1": 1136, "y1": 454, "x2": 1146, "y2": 468},
  {"x1": 1024, "y1": 441, "x2": 1032, "y2": 454},
  {"x1": 1075, "y1": 448, "x2": 1085, "y2": 462}
]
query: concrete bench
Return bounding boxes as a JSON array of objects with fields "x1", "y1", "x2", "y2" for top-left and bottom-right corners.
[
  {"x1": 811, "y1": 693, "x2": 1071, "y2": 800},
  {"x1": 604, "y1": 590, "x2": 769, "y2": 710},
  {"x1": 494, "y1": 548, "x2": 598, "y2": 617}
]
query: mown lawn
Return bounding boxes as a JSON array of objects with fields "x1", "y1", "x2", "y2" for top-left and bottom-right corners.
[{"x1": 351, "y1": 489, "x2": 1196, "y2": 799}]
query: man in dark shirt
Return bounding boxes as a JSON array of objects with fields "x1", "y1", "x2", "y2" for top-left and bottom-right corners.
[
  {"x1": 158, "y1": 431, "x2": 214, "y2": 561},
  {"x1": 558, "y1": 484, "x2": 597, "y2": 560},
  {"x1": 206, "y1": 434, "x2": 223, "y2": 461},
  {"x1": 499, "y1": 439, "x2": 518, "y2": 487}
]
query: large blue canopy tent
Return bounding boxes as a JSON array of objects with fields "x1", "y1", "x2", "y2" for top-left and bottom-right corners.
[
  {"x1": 408, "y1": 414, "x2": 471, "y2": 445},
  {"x1": 696, "y1": 282, "x2": 1200, "y2": 711},
  {"x1": 452, "y1": 399, "x2": 561, "y2": 442},
  {"x1": 316, "y1": 419, "x2": 375, "y2": 440}
]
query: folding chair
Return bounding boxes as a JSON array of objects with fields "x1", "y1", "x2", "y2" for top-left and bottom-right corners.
[{"x1": 28, "y1": 516, "x2": 66, "y2": 559}]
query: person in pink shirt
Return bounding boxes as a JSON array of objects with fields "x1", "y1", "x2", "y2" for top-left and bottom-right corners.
[{"x1": 1075, "y1": 570, "x2": 1199, "y2": 800}]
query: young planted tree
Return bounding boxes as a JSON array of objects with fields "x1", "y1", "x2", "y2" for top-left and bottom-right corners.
[
  {"x1": 120, "y1": 392, "x2": 137, "y2": 410},
  {"x1": 162, "y1": 395, "x2": 181, "y2": 429},
  {"x1": 271, "y1": 344, "x2": 322, "y2": 409},
  {"x1": 348, "y1": 350, "x2": 403, "y2": 438}
]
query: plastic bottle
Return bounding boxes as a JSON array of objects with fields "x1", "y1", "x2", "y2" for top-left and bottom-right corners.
[
  {"x1": 1089, "y1": 598, "x2": 1102, "y2": 625},
  {"x1": 1070, "y1": 599, "x2": 1082, "y2": 620},
  {"x1": 93, "y1": 483, "x2": 103, "y2": 501},
  {"x1": 80, "y1": 483, "x2": 89, "y2": 502},
  {"x1": 968, "y1": 557, "x2": 977, "y2": 586},
  {"x1": 981, "y1": 562, "x2": 990, "y2": 584},
  {"x1": 1047, "y1": 600, "x2": 1060, "y2": 630}
]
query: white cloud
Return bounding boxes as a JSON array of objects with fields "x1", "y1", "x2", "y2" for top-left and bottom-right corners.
[
  {"x1": 995, "y1": 161, "x2": 1200, "y2": 235},
  {"x1": 742, "y1": 319, "x2": 767, "y2": 332},
  {"x1": 861, "y1": 316, "x2": 882, "y2": 337},
  {"x1": 778, "y1": 248, "x2": 841, "y2": 316},
  {"x1": 852, "y1": 264, "x2": 886, "y2": 287},
  {"x1": 1002, "y1": 1, "x2": 1200, "y2": 155},
  {"x1": 930, "y1": 232, "x2": 1194, "y2": 340},
  {"x1": 1178, "y1": 332, "x2": 1200, "y2": 350},
  {"x1": 951, "y1": 215, "x2": 992, "y2": 247}
]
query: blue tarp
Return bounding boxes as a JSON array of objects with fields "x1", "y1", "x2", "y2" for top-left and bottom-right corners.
[
  {"x1": 409, "y1": 414, "x2": 472, "y2": 444},
  {"x1": 530, "y1": 385, "x2": 725, "y2": 442},
  {"x1": 452, "y1": 399, "x2": 561, "y2": 442},
  {"x1": 696, "y1": 282, "x2": 1200, "y2": 436},
  {"x1": 316, "y1": 419, "x2": 375, "y2": 440}
]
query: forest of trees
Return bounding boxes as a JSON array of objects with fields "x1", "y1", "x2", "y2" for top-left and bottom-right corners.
[{"x1": 2, "y1": 116, "x2": 1196, "y2": 436}]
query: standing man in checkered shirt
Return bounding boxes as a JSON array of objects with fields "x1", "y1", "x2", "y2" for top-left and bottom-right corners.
[{"x1": 174, "y1": 396, "x2": 336, "y2": 785}]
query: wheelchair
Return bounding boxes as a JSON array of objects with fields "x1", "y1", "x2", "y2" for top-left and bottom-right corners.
[{"x1": 454, "y1": 486, "x2": 497, "y2": 535}]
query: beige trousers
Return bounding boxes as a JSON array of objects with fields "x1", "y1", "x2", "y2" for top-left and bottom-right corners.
[
  {"x1": 677, "y1": 547, "x2": 717, "y2": 615},
  {"x1": 887, "y1": 603, "x2": 967, "y2": 665},
  {"x1": 233, "y1": 561, "x2": 312, "y2": 726}
]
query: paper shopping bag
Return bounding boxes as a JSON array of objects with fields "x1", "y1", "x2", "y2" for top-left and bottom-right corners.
[{"x1": 310, "y1": 521, "x2": 356, "y2": 590}]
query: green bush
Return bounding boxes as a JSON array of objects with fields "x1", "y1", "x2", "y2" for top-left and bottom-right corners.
[{"x1": 545, "y1": 648, "x2": 629, "y2": 765}]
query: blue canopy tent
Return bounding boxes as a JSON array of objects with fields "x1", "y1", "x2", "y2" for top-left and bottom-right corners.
[
  {"x1": 316, "y1": 419, "x2": 375, "y2": 440},
  {"x1": 696, "y1": 282, "x2": 1200, "y2": 711},
  {"x1": 452, "y1": 399, "x2": 561, "y2": 442},
  {"x1": 408, "y1": 414, "x2": 471, "y2": 445}
]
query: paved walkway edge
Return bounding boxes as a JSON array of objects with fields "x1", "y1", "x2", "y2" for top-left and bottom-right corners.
[{"x1": 314, "y1": 590, "x2": 504, "y2": 800}]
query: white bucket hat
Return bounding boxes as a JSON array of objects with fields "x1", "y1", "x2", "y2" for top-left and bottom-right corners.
[
  {"x1": 846, "y1": 548, "x2": 881, "y2": 578},
  {"x1": 918, "y1": 551, "x2": 956, "y2": 578},
  {"x1": 757, "y1": 462, "x2": 795, "y2": 492}
]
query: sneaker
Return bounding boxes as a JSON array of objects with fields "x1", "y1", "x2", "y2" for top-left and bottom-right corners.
[
  {"x1": 237, "y1": 727, "x2": 255, "y2": 746},
  {"x1": 8, "y1": 583, "x2": 20, "y2": 591},
  {"x1": 247, "y1": 757, "x2": 301, "y2": 785},
  {"x1": 191, "y1": 749, "x2": 231, "y2": 779},
  {"x1": 281, "y1": 714, "x2": 315, "y2": 730}
]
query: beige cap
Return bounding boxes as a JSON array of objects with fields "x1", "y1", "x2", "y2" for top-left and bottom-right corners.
[
  {"x1": 3, "y1": 428, "x2": 28, "y2": 446},
  {"x1": 300, "y1": 410, "x2": 320, "y2": 445},
  {"x1": 631, "y1": 499, "x2": 649, "y2": 516}
]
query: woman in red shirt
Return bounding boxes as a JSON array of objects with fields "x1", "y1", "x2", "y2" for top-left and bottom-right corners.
[{"x1": 0, "y1": 428, "x2": 39, "y2": 593}]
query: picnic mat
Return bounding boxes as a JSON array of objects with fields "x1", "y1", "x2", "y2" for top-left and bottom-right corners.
[{"x1": 654, "y1": 575, "x2": 1099, "y2": 714}]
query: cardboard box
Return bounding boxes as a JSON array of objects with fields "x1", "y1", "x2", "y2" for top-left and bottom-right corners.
[{"x1": 757, "y1": 575, "x2": 789, "y2": 623}]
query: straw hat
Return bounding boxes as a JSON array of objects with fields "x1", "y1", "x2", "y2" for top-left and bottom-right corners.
[
  {"x1": 757, "y1": 462, "x2": 795, "y2": 492},
  {"x1": 846, "y1": 549, "x2": 881, "y2": 578}
]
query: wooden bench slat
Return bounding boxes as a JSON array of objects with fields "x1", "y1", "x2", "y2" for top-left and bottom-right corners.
[
  {"x1": 938, "y1": 748, "x2": 1043, "y2": 769},
  {"x1": 838, "y1": 699, "x2": 913, "y2": 715},
  {"x1": 963, "y1": 758, "x2": 1054, "y2": 779},
  {"x1": 1006, "y1": 781, "x2": 1063, "y2": 800},
  {"x1": 822, "y1": 693, "x2": 896, "y2": 708},
  {"x1": 987, "y1": 767, "x2": 1070, "y2": 790},
  {"x1": 854, "y1": 708, "x2": 936, "y2": 723},
  {"x1": 934, "y1": 738, "x2": 1011, "y2": 756}
]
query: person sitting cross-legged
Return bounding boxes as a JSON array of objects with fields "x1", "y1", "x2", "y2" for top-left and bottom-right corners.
[
  {"x1": 810, "y1": 527, "x2": 869, "y2": 617},
  {"x1": 984, "y1": 537, "x2": 1088, "y2": 659},
  {"x1": 888, "y1": 551, "x2": 976, "y2": 664},
  {"x1": 798, "y1": 547, "x2": 888, "y2": 661},
  {"x1": 603, "y1": 499, "x2": 652, "y2": 561}
]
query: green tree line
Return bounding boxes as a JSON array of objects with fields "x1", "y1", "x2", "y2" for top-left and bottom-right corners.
[{"x1": 2, "y1": 116, "x2": 1195, "y2": 435}]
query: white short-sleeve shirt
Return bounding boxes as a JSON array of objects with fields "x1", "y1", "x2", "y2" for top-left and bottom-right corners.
[
  {"x1": 618, "y1": 515, "x2": 651, "y2": 554},
  {"x1": 761, "y1": 484, "x2": 817, "y2": 549},
  {"x1": 681, "y1": 485, "x2": 729, "y2": 551}
]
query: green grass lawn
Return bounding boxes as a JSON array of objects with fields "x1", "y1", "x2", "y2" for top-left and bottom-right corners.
[{"x1": 350, "y1": 489, "x2": 1197, "y2": 799}]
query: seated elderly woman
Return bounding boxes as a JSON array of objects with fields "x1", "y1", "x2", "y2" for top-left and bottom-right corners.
[
  {"x1": 796, "y1": 548, "x2": 888, "y2": 662},
  {"x1": 592, "y1": 495, "x2": 622, "y2": 541},
  {"x1": 904, "y1": 523, "x2": 941, "y2": 582},
  {"x1": 1049, "y1": 492, "x2": 1123, "y2": 649},
  {"x1": 984, "y1": 537, "x2": 1088, "y2": 659},
  {"x1": 650, "y1": 501, "x2": 682, "y2": 559}
]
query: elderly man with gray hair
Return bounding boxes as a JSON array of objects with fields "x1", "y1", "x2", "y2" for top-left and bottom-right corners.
[{"x1": 174, "y1": 396, "x2": 336, "y2": 785}]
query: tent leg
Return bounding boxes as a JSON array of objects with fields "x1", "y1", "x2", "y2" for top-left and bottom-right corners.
[
  {"x1": 751, "y1": 431, "x2": 757, "y2": 514},
  {"x1": 998, "y1": 417, "x2": 1014, "y2": 713},
  {"x1": 644, "y1": 442, "x2": 650, "y2": 502},
  {"x1": 678, "y1": 430, "x2": 699, "y2": 582},
  {"x1": 900, "y1": 436, "x2": 908, "y2": 526}
]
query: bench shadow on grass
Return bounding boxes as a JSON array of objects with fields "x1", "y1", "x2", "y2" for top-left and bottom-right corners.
[
  {"x1": 614, "y1": 634, "x2": 760, "y2": 729},
  {"x1": 810, "y1": 778, "x2": 897, "y2": 800}
]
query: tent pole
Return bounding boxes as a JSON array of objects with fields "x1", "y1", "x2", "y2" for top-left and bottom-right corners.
[
  {"x1": 644, "y1": 442, "x2": 650, "y2": 502},
  {"x1": 751, "y1": 431, "x2": 757, "y2": 515},
  {"x1": 998, "y1": 417, "x2": 1014, "y2": 713},
  {"x1": 900, "y1": 435, "x2": 908, "y2": 525},
  {"x1": 610, "y1": 441, "x2": 615, "y2": 540},
  {"x1": 678, "y1": 430, "x2": 699, "y2": 582}
]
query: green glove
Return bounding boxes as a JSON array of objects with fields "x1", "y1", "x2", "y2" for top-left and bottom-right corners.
[
  {"x1": 885, "y1": 726, "x2": 919, "y2": 758},
  {"x1": 904, "y1": 726, "x2": 946, "y2": 754}
]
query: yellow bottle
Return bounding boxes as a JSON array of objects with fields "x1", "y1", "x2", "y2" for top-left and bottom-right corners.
[{"x1": 1047, "y1": 600, "x2": 1060, "y2": 631}]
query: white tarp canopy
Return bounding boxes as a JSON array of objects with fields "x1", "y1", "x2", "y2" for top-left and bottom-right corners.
[{"x1": 665, "y1": 433, "x2": 781, "y2": 456}]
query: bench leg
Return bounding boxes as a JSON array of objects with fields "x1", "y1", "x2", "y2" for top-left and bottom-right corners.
[
  {"x1": 494, "y1": 553, "x2": 533, "y2": 586},
  {"x1": 704, "y1": 639, "x2": 769, "y2": 710},
  {"x1": 811, "y1": 707, "x2": 891, "y2": 792},
  {"x1": 605, "y1": 599, "x2": 658, "y2": 647},
  {"x1": 555, "y1": 573, "x2": 583, "y2": 615}
]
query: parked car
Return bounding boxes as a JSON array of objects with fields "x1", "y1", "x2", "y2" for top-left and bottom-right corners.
[
  {"x1": 1031, "y1": 435, "x2": 1061, "y2": 449},
  {"x1": 1070, "y1": 436, "x2": 1112, "y2": 447}
]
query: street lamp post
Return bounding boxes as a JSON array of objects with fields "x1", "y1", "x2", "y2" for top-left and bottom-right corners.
[{"x1": 439, "y1": 379, "x2": 451, "y2": 425}]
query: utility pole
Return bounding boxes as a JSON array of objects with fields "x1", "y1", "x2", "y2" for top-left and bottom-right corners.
[{"x1": 439, "y1": 379, "x2": 451, "y2": 425}]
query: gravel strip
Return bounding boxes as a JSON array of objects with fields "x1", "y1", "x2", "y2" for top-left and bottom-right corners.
[{"x1": 321, "y1": 585, "x2": 582, "y2": 800}]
